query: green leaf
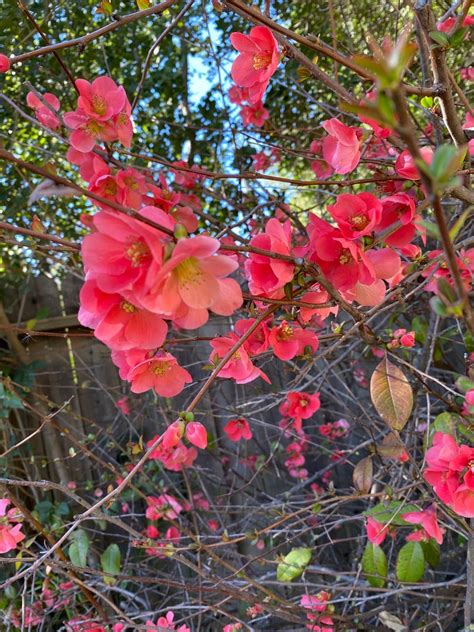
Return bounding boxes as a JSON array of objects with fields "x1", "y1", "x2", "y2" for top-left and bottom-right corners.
[
  {"x1": 362, "y1": 542, "x2": 387, "y2": 587},
  {"x1": 276, "y1": 547, "x2": 312, "y2": 582},
  {"x1": 420, "y1": 96, "x2": 434, "y2": 109},
  {"x1": 456, "y1": 376, "x2": 474, "y2": 393},
  {"x1": 68, "y1": 529, "x2": 89, "y2": 568},
  {"x1": 450, "y1": 207, "x2": 473, "y2": 241},
  {"x1": 421, "y1": 540, "x2": 440, "y2": 568},
  {"x1": 449, "y1": 27, "x2": 468, "y2": 47},
  {"x1": 431, "y1": 411, "x2": 460, "y2": 439},
  {"x1": 101, "y1": 543, "x2": 121, "y2": 585},
  {"x1": 428, "y1": 30, "x2": 450, "y2": 47},
  {"x1": 396, "y1": 541, "x2": 425, "y2": 582},
  {"x1": 432, "y1": 145, "x2": 466, "y2": 179},
  {"x1": 364, "y1": 501, "x2": 418, "y2": 525}
]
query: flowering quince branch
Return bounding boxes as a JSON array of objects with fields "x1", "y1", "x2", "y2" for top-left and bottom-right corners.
[
  {"x1": 0, "y1": 2, "x2": 474, "y2": 630},
  {"x1": 2, "y1": 0, "x2": 178, "y2": 67}
]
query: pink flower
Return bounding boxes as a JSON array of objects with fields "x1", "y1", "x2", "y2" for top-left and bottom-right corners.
[
  {"x1": 0, "y1": 499, "x2": 25, "y2": 554},
  {"x1": 234, "y1": 318, "x2": 271, "y2": 355},
  {"x1": 185, "y1": 422, "x2": 208, "y2": 449},
  {"x1": 128, "y1": 351, "x2": 192, "y2": 397},
  {"x1": 81, "y1": 209, "x2": 173, "y2": 296},
  {"x1": 461, "y1": 67, "x2": 474, "y2": 81},
  {"x1": 300, "y1": 591, "x2": 334, "y2": 631},
  {"x1": 228, "y1": 85, "x2": 250, "y2": 104},
  {"x1": 210, "y1": 333, "x2": 270, "y2": 384},
  {"x1": 147, "y1": 435, "x2": 197, "y2": 472},
  {"x1": 321, "y1": 118, "x2": 361, "y2": 174},
  {"x1": 116, "y1": 167, "x2": 148, "y2": 209},
  {"x1": 64, "y1": 110, "x2": 116, "y2": 152},
  {"x1": 116, "y1": 397, "x2": 129, "y2": 414},
  {"x1": 402, "y1": 505, "x2": 444, "y2": 544},
  {"x1": 378, "y1": 192, "x2": 417, "y2": 247},
  {"x1": 138, "y1": 236, "x2": 242, "y2": 329},
  {"x1": 76, "y1": 76, "x2": 126, "y2": 121},
  {"x1": 252, "y1": 151, "x2": 271, "y2": 171},
  {"x1": 395, "y1": 147, "x2": 433, "y2": 180},
  {"x1": 396, "y1": 329, "x2": 416, "y2": 348},
  {"x1": 146, "y1": 494, "x2": 183, "y2": 521},
  {"x1": 230, "y1": 26, "x2": 279, "y2": 104},
  {"x1": 366, "y1": 516, "x2": 389, "y2": 545},
  {"x1": 171, "y1": 161, "x2": 205, "y2": 188},
  {"x1": 162, "y1": 421, "x2": 185, "y2": 449},
  {"x1": 452, "y1": 485, "x2": 474, "y2": 518},
  {"x1": 308, "y1": 216, "x2": 375, "y2": 292},
  {"x1": 239, "y1": 101, "x2": 269, "y2": 127},
  {"x1": 329, "y1": 192, "x2": 382, "y2": 239},
  {"x1": 64, "y1": 76, "x2": 133, "y2": 152},
  {"x1": 66, "y1": 147, "x2": 97, "y2": 181},
  {"x1": 423, "y1": 433, "x2": 474, "y2": 508},
  {"x1": 26, "y1": 91, "x2": 61, "y2": 129},
  {"x1": 111, "y1": 348, "x2": 150, "y2": 380},
  {"x1": 78, "y1": 278, "x2": 168, "y2": 350},
  {"x1": 279, "y1": 392, "x2": 320, "y2": 427},
  {"x1": 269, "y1": 321, "x2": 319, "y2": 361},
  {"x1": 463, "y1": 113, "x2": 474, "y2": 131},
  {"x1": 245, "y1": 218, "x2": 294, "y2": 298},
  {"x1": 309, "y1": 140, "x2": 334, "y2": 179},
  {"x1": 224, "y1": 418, "x2": 253, "y2": 441},
  {"x1": 437, "y1": 15, "x2": 474, "y2": 33},
  {"x1": 299, "y1": 285, "x2": 338, "y2": 323},
  {"x1": 0, "y1": 54, "x2": 10, "y2": 73}
]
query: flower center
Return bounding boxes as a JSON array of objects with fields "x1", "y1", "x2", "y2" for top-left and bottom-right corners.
[
  {"x1": 104, "y1": 179, "x2": 117, "y2": 196},
  {"x1": 92, "y1": 94, "x2": 107, "y2": 116},
  {"x1": 117, "y1": 112, "x2": 128, "y2": 126},
  {"x1": 175, "y1": 257, "x2": 202, "y2": 288},
  {"x1": 253, "y1": 52, "x2": 272, "y2": 70},
  {"x1": 338, "y1": 249, "x2": 352, "y2": 265},
  {"x1": 278, "y1": 325, "x2": 293, "y2": 341},
  {"x1": 300, "y1": 399, "x2": 308, "y2": 407},
  {"x1": 152, "y1": 361, "x2": 172, "y2": 376},
  {"x1": 124, "y1": 175, "x2": 138, "y2": 190},
  {"x1": 126, "y1": 240, "x2": 150, "y2": 266},
  {"x1": 351, "y1": 214, "x2": 369, "y2": 230},
  {"x1": 121, "y1": 301, "x2": 138, "y2": 313},
  {"x1": 85, "y1": 120, "x2": 103, "y2": 137}
]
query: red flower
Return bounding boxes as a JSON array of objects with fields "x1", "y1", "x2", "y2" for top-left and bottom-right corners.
[
  {"x1": 269, "y1": 321, "x2": 319, "y2": 361},
  {"x1": 185, "y1": 422, "x2": 208, "y2": 449},
  {"x1": 224, "y1": 418, "x2": 253, "y2": 442},
  {"x1": 129, "y1": 351, "x2": 192, "y2": 397},
  {"x1": 308, "y1": 217, "x2": 375, "y2": 292},
  {"x1": 395, "y1": 147, "x2": 433, "y2": 180},
  {"x1": 245, "y1": 218, "x2": 294, "y2": 299},
  {"x1": 239, "y1": 101, "x2": 269, "y2": 127},
  {"x1": 0, "y1": 54, "x2": 10, "y2": 73},
  {"x1": 210, "y1": 333, "x2": 270, "y2": 384},
  {"x1": 402, "y1": 505, "x2": 444, "y2": 544},
  {"x1": 26, "y1": 91, "x2": 61, "y2": 130},
  {"x1": 230, "y1": 26, "x2": 279, "y2": 104},
  {"x1": 321, "y1": 118, "x2": 361, "y2": 174},
  {"x1": 378, "y1": 192, "x2": 417, "y2": 247},
  {"x1": 329, "y1": 192, "x2": 382, "y2": 239}
]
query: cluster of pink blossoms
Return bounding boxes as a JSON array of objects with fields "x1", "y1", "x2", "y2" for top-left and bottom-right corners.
[
  {"x1": 228, "y1": 25, "x2": 279, "y2": 127},
  {"x1": 0, "y1": 498, "x2": 25, "y2": 554},
  {"x1": 367, "y1": 504, "x2": 444, "y2": 546},
  {"x1": 300, "y1": 591, "x2": 334, "y2": 631},
  {"x1": 423, "y1": 432, "x2": 474, "y2": 517},
  {"x1": 59, "y1": 80, "x2": 242, "y2": 402},
  {"x1": 278, "y1": 391, "x2": 321, "y2": 479}
]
